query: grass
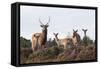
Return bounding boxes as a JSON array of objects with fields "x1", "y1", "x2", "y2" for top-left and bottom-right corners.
[{"x1": 20, "y1": 45, "x2": 96, "y2": 64}]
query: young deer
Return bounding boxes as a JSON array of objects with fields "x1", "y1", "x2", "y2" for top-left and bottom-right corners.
[
  {"x1": 32, "y1": 33, "x2": 40, "y2": 51},
  {"x1": 32, "y1": 17, "x2": 50, "y2": 51},
  {"x1": 82, "y1": 29, "x2": 87, "y2": 37},
  {"x1": 82, "y1": 29, "x2": 88, "y2": 46},
  {"x1": 72, "y1": 29, "x2": 81, "y2": 46},
  {"x1": 53, "y1": 33, "x2": 73, "y2": 49}
]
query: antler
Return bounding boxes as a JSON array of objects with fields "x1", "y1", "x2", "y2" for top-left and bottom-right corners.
[
  {"x1": 39, "y1": 18, "x2": 44, "y2": 25},
  {"x1": 46, "y1": 16, "x2": 50, "y2": 25},
  {"x1": 39, "y1": 17, "x2": 50, "y2": 25}
]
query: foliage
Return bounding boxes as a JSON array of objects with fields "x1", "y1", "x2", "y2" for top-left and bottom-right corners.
[
  {"x1": 20, "y1": 36, "x2": 95, "y2": 64},
  {"x1": 20, "y1": 36, "x2": 31, "y2": 48},
  {"x1": 46, "y1": 38, "x2": 57, "y2": 47},
  {"x1": 26, "y1": 46, "x2": 64, "y2": 63},
  {"x1": 20, "y1": 48, "x2": 33, "y2": 64},
  {"x1": 76, "y1": 46, "x2": 95, "y2": 60},
  {"x1": 20, "y1": 45, "x2": 95, "y2": 64}
]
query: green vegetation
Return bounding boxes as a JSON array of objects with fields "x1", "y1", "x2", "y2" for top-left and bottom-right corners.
[
  {"x1": 20, "y1": 36, "x2": 31, "y2": 48},
  {"x1": 20, "y1": 46, "x2": 95, "y2": 64},
  {"x1": 20, "y1": 37, "x2": 96, "y2": 64}
]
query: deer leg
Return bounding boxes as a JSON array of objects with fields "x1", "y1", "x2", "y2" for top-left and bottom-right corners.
[
  {"x1": 32, "y1": 44, "x2": 35, "y2": 51},
  {"x1": 32, "y1": 47, "x2": 34, "y2": 51},
  {"x1": 41, "y1": 45, "x2": 45, "y2": 50},
  {"x1": 64, "y1": 43, "x2": 67, "y2": 49},
  {"x1": 43, "y1": 45, "x2": 45, "y2": 48},
  {"x1": 39, "y1": 45, "x2": 42, "y2": 50},
  {"x1": 32, "y1": 42, "x2": 34, "y2": 51},
  {"x1": 32, "y1": 46, "x2": 37, "y2": 51}
]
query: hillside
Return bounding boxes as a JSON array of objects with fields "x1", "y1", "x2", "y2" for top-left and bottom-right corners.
[{"x1": 20, "y1": 45, "x2": 95, "y2": 64}]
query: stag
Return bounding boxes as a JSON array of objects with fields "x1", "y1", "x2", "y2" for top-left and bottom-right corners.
[
  {"x1": 53, "y1": 33, "x2": 73, "y2": 49},
  {"x1": 32, "y1": 17, "x2": 50, "y2": 51}
]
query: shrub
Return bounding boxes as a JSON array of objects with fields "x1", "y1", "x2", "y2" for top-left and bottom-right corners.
[
  {"x1": 20, "y1": 44, "x2": 96, "y2": 64},
  {"x1": 76, "y1": 46, "x2": 95, "y2": 60},
  {"x1": 20, "y1": 48, "x2": 33, "y2": 64},
  {"x1": 57, "y1": 48, "x2": 74, "y2": 61},
  {"x1": 20, "y1": 36, "x2": 31, "y2": 48},
  {"x1": 27, "y1": 46, "x2": 64, "y2": 63}
]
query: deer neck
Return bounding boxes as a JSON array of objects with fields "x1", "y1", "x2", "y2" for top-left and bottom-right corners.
[
  {"x1": 84, "y1": 33, "x2": 86, "y2": 37},
  {"x1": 55, "y1": 36, "x2": 60, "y2": 46},
  {"x1": 42, "y1": 29, "x2": 47, "y2": 42},
  {"x1": 55, "y1": 36, "x2": 59, "y2": 42}
]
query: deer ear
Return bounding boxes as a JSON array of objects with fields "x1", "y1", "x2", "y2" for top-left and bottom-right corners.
[
  {"x1": 76, "y1": 29, "x2": 78, "y2": 32},
  {"x1": 82, "y1": 29, "x2": 84, "y2": 31},
  {"x1": 56, "y1": 33, "x2": 58, "y2": 35},
  {"x1": 53, "y1": 33, "x2": 55, "y2": 35},
  {"x1": 40, "y1": 25, "x2": 43, "y2": 27}
]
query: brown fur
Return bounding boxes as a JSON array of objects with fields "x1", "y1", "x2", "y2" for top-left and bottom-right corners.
[
  {"x1": 72, "y1": 29, "x2": 81, "y2": 46},
  {"x1": 53, "y1": 33, "x2": 73, "y2": 49},
  {"x1": 32, "y1": 17, "x2": 50, "y2": 51},
  {"x1": 32, "y1": 33, "x2": 41, "y2": 51}
]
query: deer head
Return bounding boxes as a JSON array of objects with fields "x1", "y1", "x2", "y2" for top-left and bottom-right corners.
[
  {"x1": 53, "y1": 33, "x2": 58, "y2": 37},
  {"x1": 73, "y1": 29, "x2": 78, "y2": 38},
  {"x1": 82, "y1": 29, "x2": 87, "y2": 36},
  {"x1": 39, "y1": 17, "x2": 50, "y2": 31}
]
